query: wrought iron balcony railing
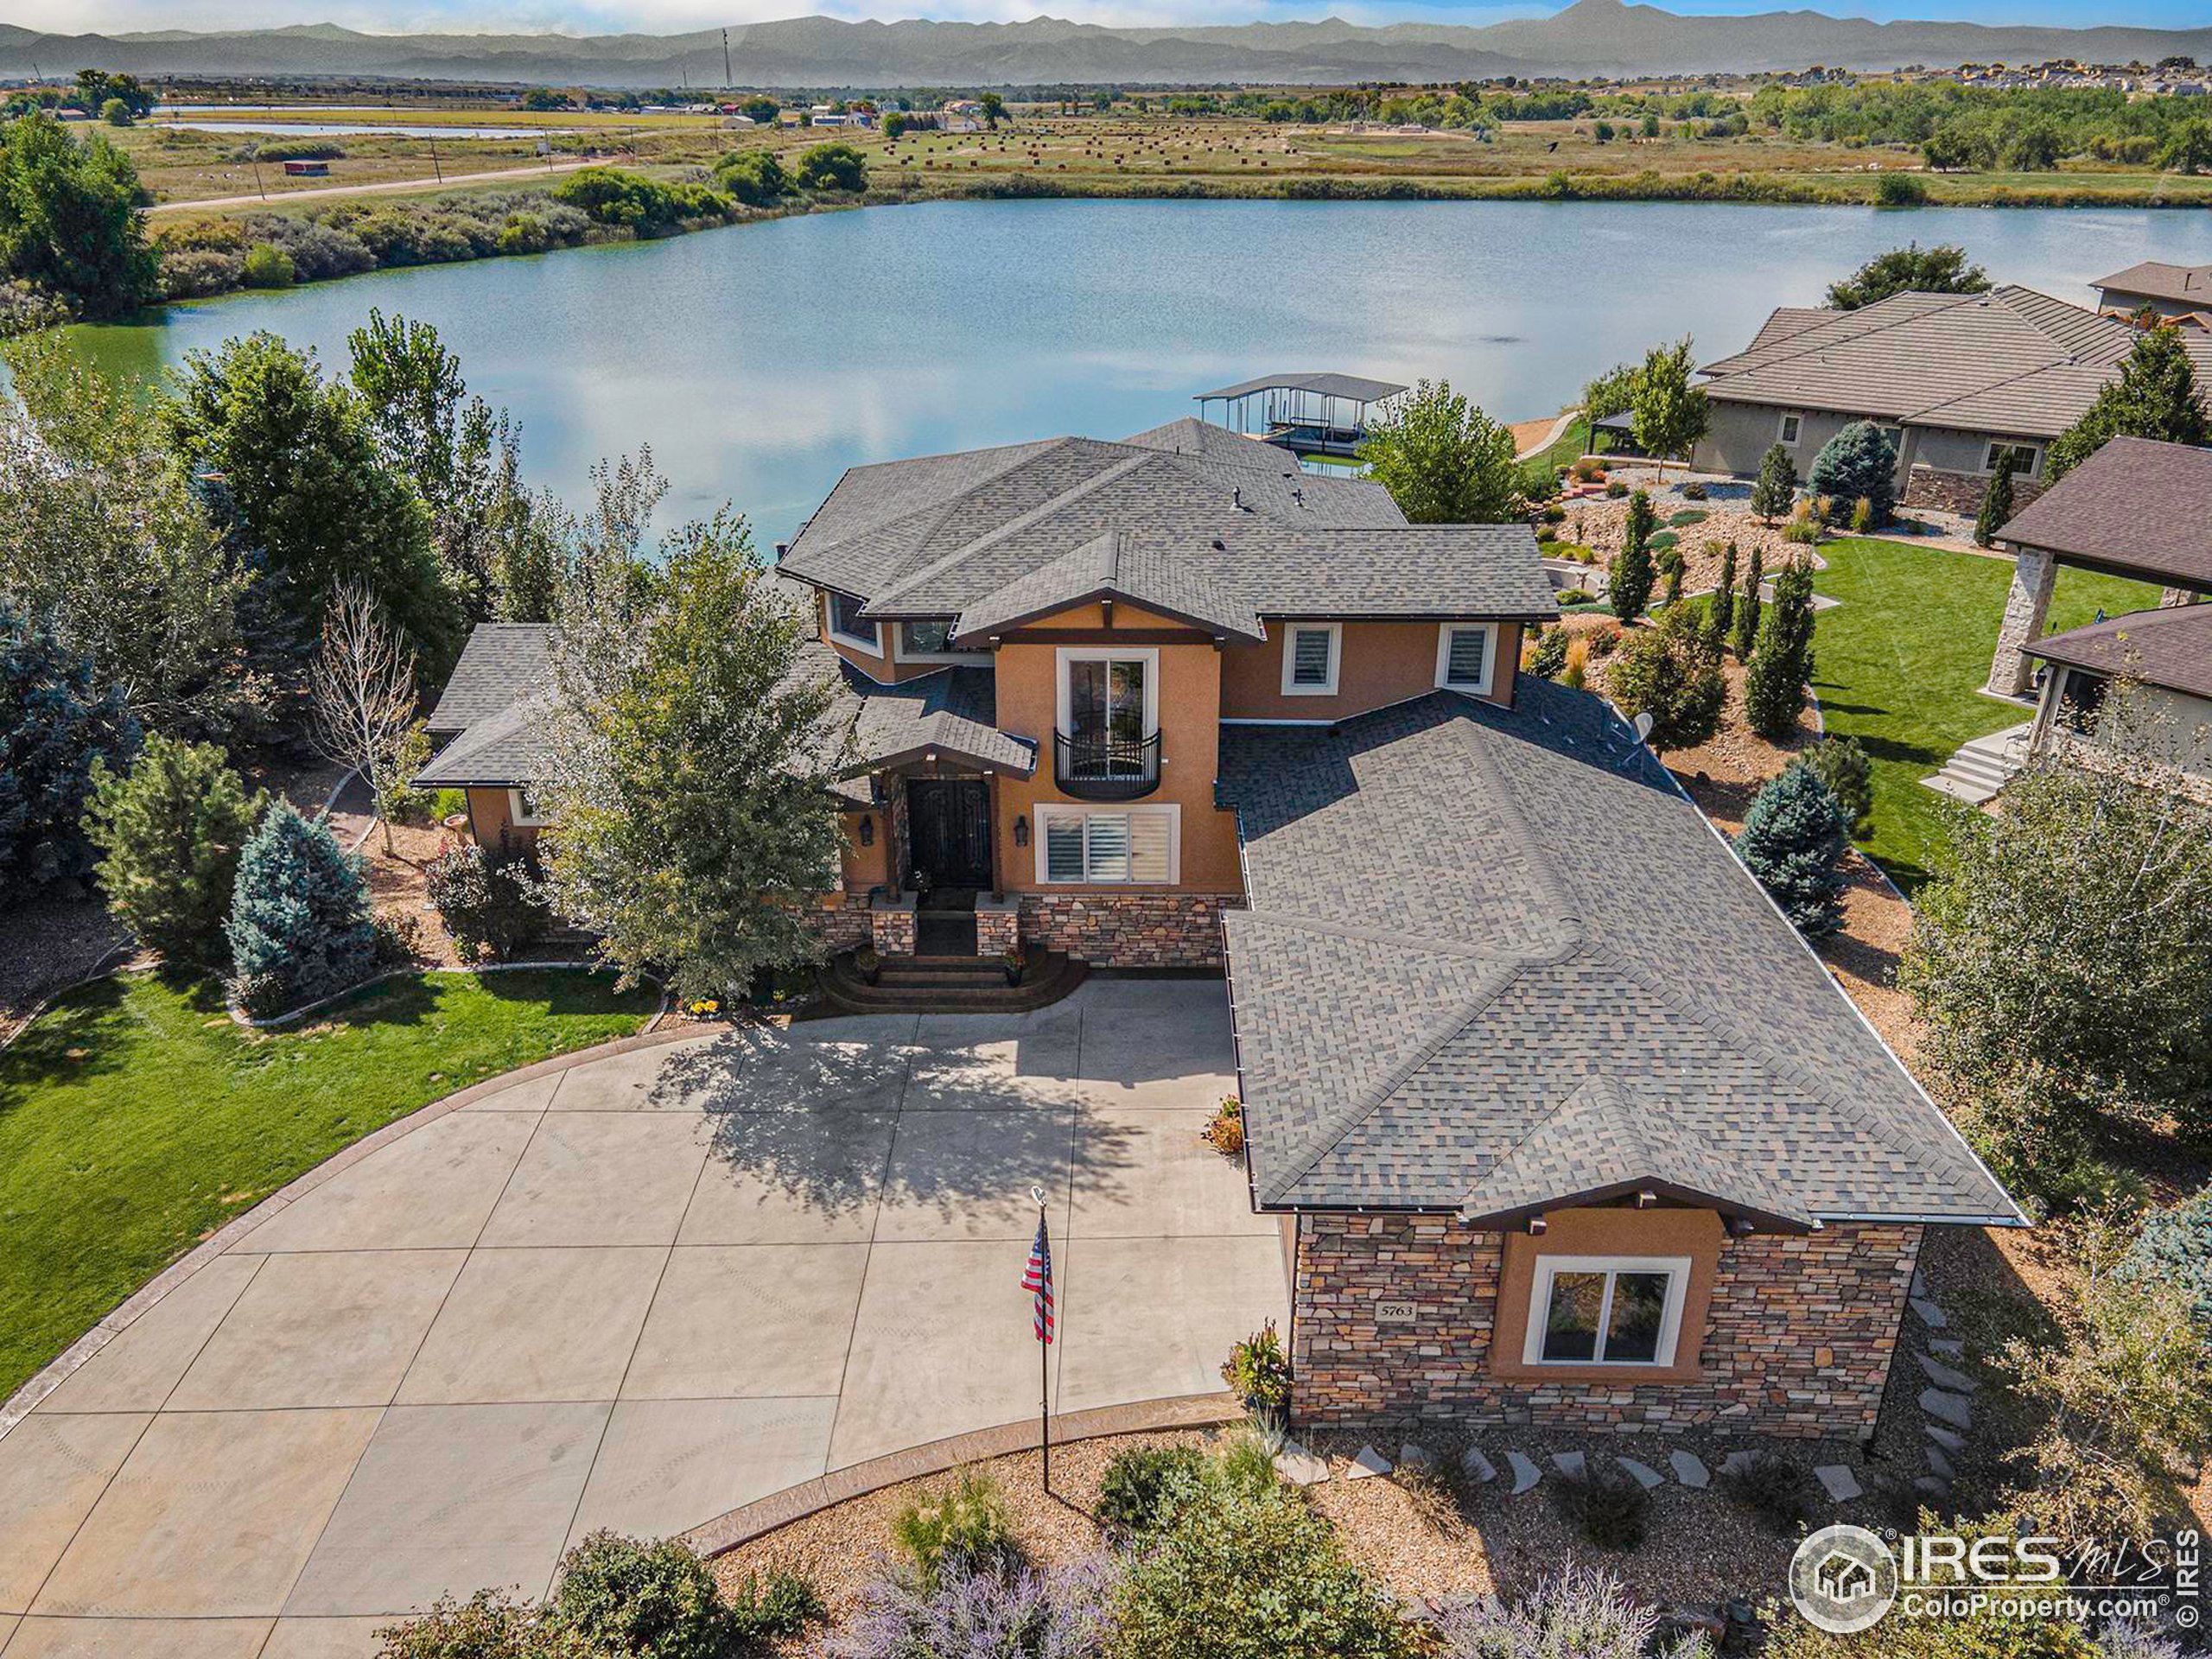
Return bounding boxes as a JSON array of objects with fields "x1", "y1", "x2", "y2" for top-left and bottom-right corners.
[{"x1": 1054, "y1": 727, "x2": 1161, "y2": 800}]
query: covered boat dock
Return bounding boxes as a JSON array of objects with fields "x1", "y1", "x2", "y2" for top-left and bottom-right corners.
[{"x1": 1194, "y1": 372, "x2": 1409, "y2": 460}]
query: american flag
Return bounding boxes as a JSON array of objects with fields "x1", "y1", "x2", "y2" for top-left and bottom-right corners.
[{"x1": 1022, "y1": 1214, "x2": 1055, "y2": 1344}]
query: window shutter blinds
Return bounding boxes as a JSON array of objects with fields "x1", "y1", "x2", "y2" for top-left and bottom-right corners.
[
  {"x1": 1128, "y1": 813, "x2": 1172, "y2": 882},
  {"x1": 1084, "y1": 814, "x2": 1131, "y2": 881},
  {"x1": 1292, "y1": 628, "x2": 1332, "y2": 686},
  {"x1": 1045, "y1": 817, "x2": 1085, "y2": 882},
  {"x1": 1446, "y1": 627, "x2": 1488, "y2": 687}
]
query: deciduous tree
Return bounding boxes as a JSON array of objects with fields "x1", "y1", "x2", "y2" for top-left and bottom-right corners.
[
  {"x1": 1629, "y1": 335, "x2": 1708, "y2": 479},
  {"x1": 307, "y1": 583, "x2": 422, "y2": 857},
  {"x1": 1825, "y1": 242, "x2": 1990, "y2": 309},
  {"x1": 0, "y1": 112, "x2": 157, "y2": 315},
  {"x1": 1355, "y1": 379, "x2": 1522, "y2": 524}
]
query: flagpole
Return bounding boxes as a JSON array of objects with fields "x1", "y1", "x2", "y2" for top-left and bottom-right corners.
[{"x1": 1031, "y1": 1184, "x2": 1051, "y2": 1494}]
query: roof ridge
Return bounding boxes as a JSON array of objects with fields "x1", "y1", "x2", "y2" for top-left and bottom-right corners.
[
  {"x1": 1450, "y1": 717, "x2": 1586, "y2": 953},
  {"x1": 1231, "y1": 906, "x2": 1557, "y2": 965},
  {"x1": 1259, "y1": 955, "x2": 1529, "y2": 1206},
  {"x1": 868, "y1": 452, "x2": 1155, "y2": 611}
]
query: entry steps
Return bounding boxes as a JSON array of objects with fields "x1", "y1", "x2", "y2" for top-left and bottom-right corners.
[{"x1": 1921, "y1": 721, "x2": 2033, "y2": 806}]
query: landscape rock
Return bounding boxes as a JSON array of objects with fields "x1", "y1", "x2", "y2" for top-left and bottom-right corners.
[
  {"x1": 1669, "y1": 1449, "x2": 1711, "y2": 1489},
  {"x1": 1921, "y1": 1388, "x2": 1973, "y2": 1431},
  {"x1": 1507, "y1": 1451, "x2": 1542, "y2": 1495},
  {"x1": 1618, "y1": 1456, "x2": 1664, "y2": 1491},
  {"x1": 1929, "y1": 1337, "x2": 1966, "y2": 1359},
  {"x1": 1923, "y1": 1422, "x2": 1965, "y2": 1454},
  {"x1": 1274, "y1": 1440, "x2": 1330, "y2": 1486},
  {"x1": 1915, "y1": 1475, "x2": 1952, "y2": 1499},
  {"x1": 1911, "y1": 1267, "x2": 1929, "y2": 1300},
  {"x1": 1720, "y1": 1450, "x2": 1758, "y2": 1478},
  {"x1": 1926, "y1": 1444, "x2": 1954, "y2": 1480},
  {"x1": 1815, "y1": 1465, "x2": 1863, "y2": 1502},
  {"x1": 1551, "y1": 1450, "x2": 1586, "y2": 1478},
  {"x1": 1910, "y1": 1295, "x2": 1949, "y2": 1330},
  {"x1": 1917, "y1": 1353, "x2": 1979, "y2": 1394},
  {"x1": 1462, "y1": 1446, "x2": 1497, "y2": 1484},
  {"x1": 1348, "y1": 1444, "x2": 1393, "y2": 1479},
  {"x1": 1398, "y1": 1441, "x2": 1433, "y2": 1472}
]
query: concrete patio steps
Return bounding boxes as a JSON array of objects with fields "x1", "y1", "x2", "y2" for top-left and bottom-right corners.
[
  {"x1": 1922, "y1": 721, "x2": 2033, "y2": 806},
  {"x1": 810, "y1": 950, "x2": 1087, "y2": 1015}
]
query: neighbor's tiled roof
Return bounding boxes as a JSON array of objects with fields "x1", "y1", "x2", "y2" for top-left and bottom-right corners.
[
  {"x1": 1217, "y1": 684, "x2": 2019, "y2": 1225},
  {"x1": 779, "y1": 428, "x2": 1555, "y2": 627},
  {"x1": 2029, "y1": 601, "x2": 2212, "y2": 701},
  {"x1": 2096, "y1": 262, "x2": 2212, "y2": 308},
  {"x1": 951, "y1": 529, "x2": 1265, "y2": 643},
  {"x1": 1697, "y1": 286, "x2": 2206, "y2": 438},
  {"x1": 1997, "y1": 436, "x2": 2212, "y2": 588},
  {"x1": 424, "y1": 623, "x2": 552, "y2": 733}
]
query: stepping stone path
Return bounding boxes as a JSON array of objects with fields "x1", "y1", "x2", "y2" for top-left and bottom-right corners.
[
  {"x1": 1506, "y1": 1452, "x2": 1543, "y2": 1495},
  {"x1": 1617, "y1": 1456, "x2": 1664, "y2": 1491},
  {"x1": 1720, "y1": 1449, "x2": 1758, "y2": 1478},
  {"x1": 1669, "y1": 1450, "x2": 1711, "y2": 1489},
  {"x1": 1929, "y1": 1337, "x2": 1966, "y2": 1359},
  {"x1": 1917, "y1": 1353, "x2": 1979, "y2": 1394},
  {"x1": 1915, "y1": 1475, "x2": 1951, "y2": 1499},
  {"x1": 1348, "y1": 1445, "x2": 1393, "y2": 1479},
  {"x1": 1398, "y1": 1441, "x2": 1433, "y2": 1472},
  {"x1": 1924, "y1": 1422, "x2": 1965, "y2": 1454},
  {"x1": 1926, "y1": 1444, "x2": 1954, "y2": 1479},
  {"x1": 1551, "y1": 1450, "x2": 1586, "y2": 1478},
  {"x1": 1462, "y1": 1446, "x2": 1497, "y2": 1484},
  {"x1": 1275, "y1": 1440, "x2": 1330, "y2": 1486},
  {"x1": 1910, "y1": 1295, "x2": 1949, "y2": 1330},
  {"x1": 1921, "y1": 1387, "x2": 1973, "y2": 1431},
  {"x1": 1815, "y1": 1465, "x2": 1863, "y2": 1503}
]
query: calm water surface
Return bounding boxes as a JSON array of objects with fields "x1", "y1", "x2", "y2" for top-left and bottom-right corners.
[{"x1": 70, "y1": 198, "x2": 2212, "y2": 544}]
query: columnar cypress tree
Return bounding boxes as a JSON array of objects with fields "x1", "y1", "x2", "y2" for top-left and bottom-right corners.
[
  {"x1": 225, "y1": 802, "x2": 378, "y2": 1014},
  {"x1": 1751, "y1": 443, "x2": 1797, "y2": 524},
  {"x1": 1, "y1": 602, "x2": 139, "y2": 893},
  {"x1": 1610, "y1": 490, "x2": 1657, "y2": 621},
  {"x1": 1973, "y1": 461, "x2": 2015, "y2": 550},
  {"x1": 1736, "y1": 761, "x2": 1850, "y2": 938},
  {"x1": 1745, "y1": 557, "x2": 1818, "y2": 740},
  {"x1": 1703, "y1": 541, "x2": 1739, "y2": 653},
  {"x1": 84, "y1": 734, "x2": 265, "y2": 966},
  {"x1": 1732, "y1": 546, "x2": 1764, "y2": 658}
]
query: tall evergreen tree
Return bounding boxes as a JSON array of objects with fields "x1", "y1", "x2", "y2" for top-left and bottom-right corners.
[
  {"x1": 84, "y1": 734, "x2": 265, "y2": 966},
  {"x1": 2046, "y1": 322, "x2": 2210, "y2": 482},
  {"x1": 1732, "y1": 545, "x2": 1765, "y2": 659},
  {"x1": 1736, "y1": 761, "x2": 1850, "y2": 938},
  {"x1": 1703, "y1": 541, "x2": 1738, "y2": 653},
  {"x1": 1, "y1": 603, "x2": 138, "y2": 894},
  {"x1": 1751, "y1": 442, "x2": 1797, "y2": 524},
  {"x1": 1610, "y1": 490, "x2": 1658, "y2": 620},
  {"x1": 1808, "y1": 422, "x2": 1898, "y2": 526},
  {"x1": 1744, "y1": 556, "x2": 1817, "y2": 740},
  {"x1": 225, "y1": 802, "x2": 378, "y2": 1014},
  {"x1": 1973, "y1": 460, "x2": 2015, "y2": 550}
]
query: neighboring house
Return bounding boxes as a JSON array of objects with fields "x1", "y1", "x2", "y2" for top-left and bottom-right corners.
[
  {"x1": 1692, "y1": 286, "x2": 2212, "y2": 517},
  {"x1": 2094, "y1": 261, "x2": 2212, "y2": 325},
  {"x1": 2026, "y1": 601, "x2": 2212, "y2": 794},
  {"x1": 417, "y1": 414, "x2": 2022, "y2": 1439},
  {"x1": 1985, "y1": 436, "x2": 2212, "y2": 698},
  {"x1": 416, "y1": 622, "x2": 554, "y2": 851}
]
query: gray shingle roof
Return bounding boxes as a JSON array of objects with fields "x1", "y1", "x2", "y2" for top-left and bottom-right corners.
[
  {"x1": 781, "y1": 429, "x2": 1553, "y2": 627},
  {"x1": 950, "y1": 530, "x2": 1265, "y2": 643},
  {"x1": 414, "y1": 698, "x2": 547, "y2": 788},
  {"x1": 1218, "y1": 684, "x2": 2020, "y2": 1226},
  {"x1": 1120, "y1": 416, "x2": 1296, "y2": 472},
  {"x1": 1700, "y1": 286, "x2": 2160, "y2": 438},
  {"x1": 2029, "y1": 601, "x2": 2212, "y2": 700},
  {"x1": 424, "y1": 623, "x2": 551, "y2": 734},
  {"x1": 1997, "y1": 436, "x2": 2212, "y2": 589}
]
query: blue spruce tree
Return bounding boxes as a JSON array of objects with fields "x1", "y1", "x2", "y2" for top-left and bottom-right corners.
[
  {"x1": 1, "y1": 603, "x2": 139, "y2": 893},
  {"x1": 1735, "y1": 761, "x2": 1850, "y2": 939},
  {"x1": 226, "y1": 802, "x2": 378, "y2": 1014}
]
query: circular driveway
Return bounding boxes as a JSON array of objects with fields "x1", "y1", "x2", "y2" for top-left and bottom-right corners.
[{"x1": 0, "y1": 980, "x2": 1284, "y2": 1659}]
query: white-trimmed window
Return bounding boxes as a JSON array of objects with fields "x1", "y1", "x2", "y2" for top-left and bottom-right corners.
[
  {"x1": 507, "y1": 786, "x2": 550, "y2": 829},
  {"x1": 1523, "y1": 1255, "x2": 1690, "y2": 1367},
  {"x1": 1036, "y1": 805, "x2": 1179, "y2": 885},
  {"x1": 1982, "y1": 441, "x2": 2039, "y2": 479},
  {"x1": 1281, "y1": 623, "x2": 1341, "y2": 696},
  {"x1": 894, "y1": 617, "x2": 982, "y2": 664},
  {"x1": 1434, "y1": 624, "x2": 1495, "y2": 696},
  {"x1": 1056, "y1": 647, "x2": 1158, "y2": 740},
  {"x1": 1777, "y1": 411, "x2": 1802, "y2": 445},
  {"x1": 827, "y1": 590, "x2": 881, "y2": 653}
]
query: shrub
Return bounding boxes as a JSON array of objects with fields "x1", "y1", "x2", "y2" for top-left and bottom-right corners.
[
  {"x1": 1561, "y1": 634, "x2": 1590, "y2": 689},
  {"x1": 1808, "y1": 422, "x2": 1898, "y2": 526},
  {"x1": 1802, "y1": 735, "x2": 1873, "y2": 838},
  {"x1": 1529, "y1": 626, "x2": 1572, "y2": 679},
  {"x1": 1096, "y1": 1444, "x2": 1208, "y2": 1537},
  {"x1": 1437, "y1": 1567, "x2": 1711, "y2": 1659},
  {"x1": 1549, "y1": 1464, "x2": 1650, "y2": 1550},
  {"x1": 372, "y1": 1587, "x2": 564, "y2": 1657},
  {"x1": 547, "y1": 1531, "x2": 752, "y2": 1659},
  {"x1": 1201, "y1": 1094, "x2": 1243, "y2": 1156},
  {"x1": 1876, "y1": 171, "x2": 1930, "y2": 206},
  {"x1": 713, "y1": 148, "x2": 792, "y2": 206},
  {"x1": 1849, "y1": 494, "x2": 1875, "y2": 532},
  {"x1": 1668, "y1": 507, "x2": 1707, "y2": 525},
  {"x1": 224, "y1": 802, "x2": 378, "y2": 1016},
  {"x1": 434, "y1": 786, "x2": 468, "y2": 822},
  {"x1": 83, "y1": 735, "x2": 266, "y2": 967},
  {"x1": 241, "y1": 241, "x2": 296, "y2": 288},
  {"x1": 1737, "y1": 763, "x2": 1850, "y2": 938},
  {"x1": 1647, "y1": 529, "x2": 1679, "y2": 555},
  {"x1": 2, "y1": 603, "x2": 140, "y2": 895},
  {"x1": 1718, "y1": 1449, "x2": 1821, "y2": 1531},
  {"x1": 2131, "y1": 1187, "x2": 2212, "y2": 1329},
  {"x1": 724, "y1": 1570, "x2": 825, "y2": 1643},
  {"x1": 893, "y1": 1471, "x2": 1017, "y2": 1586},
  {"x1": 1605, "y1": 478, "x2": 1628, "y2": 498},
  {"x1": 426, "y1": 843, "x2": 553, "y2": 962},
  {"x1": 796, "y1": 142, "x2": 869, "y2": 192},
  {"x1": 1680, "y1": 480, "x2": 1708, "y2": 500},
  {"x1": 159, "y1": 245, "x2": 245, "y2": 298},
  {"x1": 1220, "y1": 1320, "x2": 1291, "y2": 1417},
  {"x1": 1607, "y1": 606, "x2": 1726, "y2": 754},
  {"x1": 1391, "y1": 1460, "x2": 1466, "y2": 1539},
  {"x1": 829, "y1": 1555, "x2": 1116, "y2": 1659}
]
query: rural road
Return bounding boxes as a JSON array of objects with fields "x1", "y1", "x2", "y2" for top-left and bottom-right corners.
[{"x1": 150, "y1": 156, "x2": 601, "y2": 214}]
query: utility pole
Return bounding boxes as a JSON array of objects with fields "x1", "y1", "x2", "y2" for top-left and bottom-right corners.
[
  {"x1": 722, "y1": 29, "x2": 732, "y2": 90},
  {"x1": 428, "y1": 130, "x2": 442, "y2": 184}
]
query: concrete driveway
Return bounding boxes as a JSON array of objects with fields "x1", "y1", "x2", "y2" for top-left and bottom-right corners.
[{"x1": 0, "y1": 979, "x2": 1283, "y2": 1659}]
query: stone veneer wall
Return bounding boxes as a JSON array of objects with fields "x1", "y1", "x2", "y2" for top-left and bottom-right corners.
[
  {"x1": 976, "y1": 899, "x2": 1021, "y2": 957},
  {"x1": 799, "y1": 896, "x2": 872, "y2": 953},
  {"x1": 1904, "y1": 465, "x2": 2048, "y2": 518},
  {"x1": 1017, "y1": 892, "x2": 1242, "y2": 968},
  {"x1": 1289, "y1": 1212, "x2": 1921, "y2": 1440}
]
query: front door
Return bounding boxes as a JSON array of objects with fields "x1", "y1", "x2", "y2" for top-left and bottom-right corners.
[{"x1": 906, "y1": 779, "x2": 991, "y2": 890}]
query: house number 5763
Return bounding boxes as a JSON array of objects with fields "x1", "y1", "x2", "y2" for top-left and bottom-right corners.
[{"x1": 1375, "y1": 1300, "x2": 1417, "y2": 1323}]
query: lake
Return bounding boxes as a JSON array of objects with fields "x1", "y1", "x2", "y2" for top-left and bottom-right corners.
[{"x1": 69, "y1": 197, "x2": 2212, "y2": 546}]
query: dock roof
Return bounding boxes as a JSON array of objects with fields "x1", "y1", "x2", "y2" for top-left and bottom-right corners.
[{"x1": 1194, "y1": 372, "x2": 1408, "y2": 404}]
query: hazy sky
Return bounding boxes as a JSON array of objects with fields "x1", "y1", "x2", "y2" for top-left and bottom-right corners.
[{"x1": 14, "y1": 0, "x2": 2204, "y2": 35}]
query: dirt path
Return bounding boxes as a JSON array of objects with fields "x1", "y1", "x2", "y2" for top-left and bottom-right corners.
[{"x1": 149, "y1": 156, "x2": 599, "y2": 214}]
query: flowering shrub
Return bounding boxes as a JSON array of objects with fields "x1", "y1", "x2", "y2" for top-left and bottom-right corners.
[
  {"x1": 1220, "y1": 1320, "x2": 1290, "y2": 1418},
  {"x1": 1437, "y1": 1567, "x2": 1711, "y2": 1659},
  {"x1": 1201, "y1": 1096, "x2": 1243, "y2": 1157},
  {"x1": 825, "y1": 1555, "x2": 1116, "y2": 1659}
]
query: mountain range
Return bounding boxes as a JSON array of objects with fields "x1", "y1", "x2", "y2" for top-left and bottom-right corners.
[{"x1": 4, "y1": 2, "x2": 2209, "y2": 90}]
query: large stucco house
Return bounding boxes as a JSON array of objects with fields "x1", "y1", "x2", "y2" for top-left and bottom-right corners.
[
  {"x1": 418, "y1": 416, "x2": 2020, "y2": 1438},
  {"x1": 1692, "y1": 286, "x2": 2212, "y2": 517}
]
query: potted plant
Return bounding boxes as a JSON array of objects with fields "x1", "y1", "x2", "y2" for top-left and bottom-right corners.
[
  {"x1": 853, "y1": 944, "x2": 880, "y2": 986},
  {"x1": 1000, "y1": 948, "x2": 1024, "y2": 986},
  {"x1": 1203, "y1": 1095, "x2": 1244, "y2": 1157}
]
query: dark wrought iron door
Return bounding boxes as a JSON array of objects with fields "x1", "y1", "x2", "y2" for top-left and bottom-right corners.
[{"x1": 906, "y1": 780, "x2": 991, "y2": 889}]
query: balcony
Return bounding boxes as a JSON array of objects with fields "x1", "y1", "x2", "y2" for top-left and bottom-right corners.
[{"x1": 1055, "y1": 727, "x2": 1161, "y2": 800}]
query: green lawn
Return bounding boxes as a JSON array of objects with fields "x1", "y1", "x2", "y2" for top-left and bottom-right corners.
[
  {"x1": 0, "y1": 969, "x2": 657, "y2": 1402},
  {"x1": 1809, "y1": 537, "x2": 2160, "y2": 889}
]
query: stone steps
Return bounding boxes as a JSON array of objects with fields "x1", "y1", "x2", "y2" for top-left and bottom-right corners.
[
  {"x1": 1921, "y1": 721, "x2": 2034, "y2": 806},
  {"x1": 808, "y1": 949, "x2": 1086, "y2": 1015}
]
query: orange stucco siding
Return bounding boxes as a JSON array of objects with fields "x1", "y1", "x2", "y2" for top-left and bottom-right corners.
[
  {"x1": 1220, "y1": 619, "x2": 1522, "y2": 722},
  {"x1": 985, "y1": 601, "x2": 1243, "y2": 893},
  {"x1": 465, "y1": 786, "x2": 540, "y2": 854},
  {"x1": 816, "y1": 589, "x2": 983, "y2": 684},
  {"x1": 839, "y1": 804, "x2": 890, "y2": 893}
]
